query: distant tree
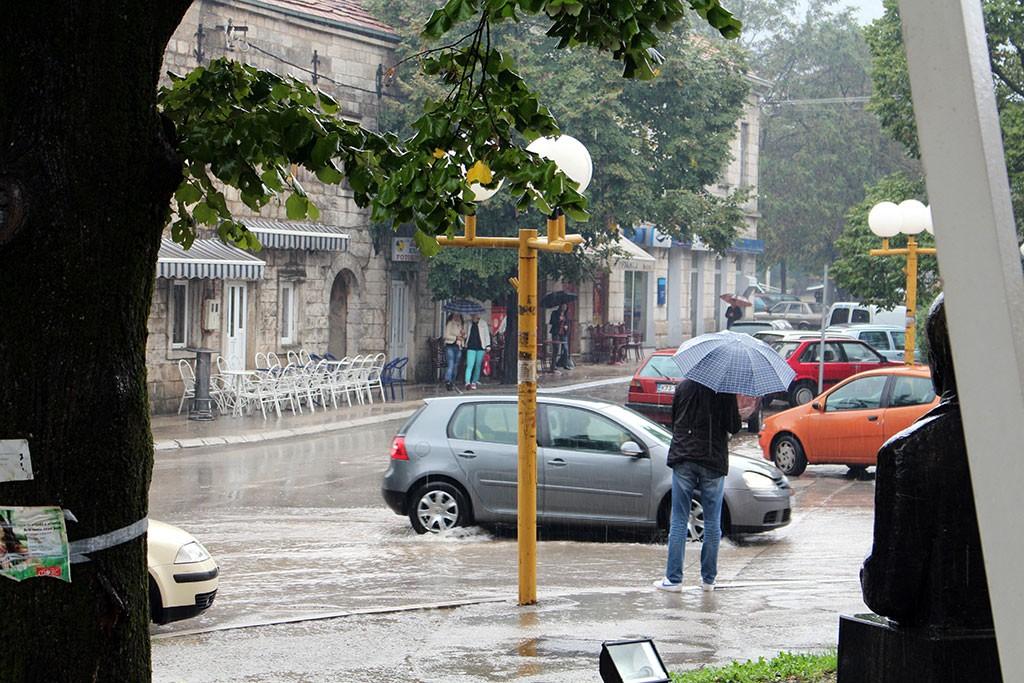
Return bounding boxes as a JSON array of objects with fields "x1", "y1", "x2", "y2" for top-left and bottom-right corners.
[
  {"x1": 370, "y1": 0, "x2": 753, "y2": 301},
  {"x1": 862, "y1": 0, "x2": 1024, "y2": 237},
  {"x1": 737, "y1": 0, "x2": 911, "y2": 285}
]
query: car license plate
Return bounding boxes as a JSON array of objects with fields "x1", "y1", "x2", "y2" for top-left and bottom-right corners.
[{"x1": 657, "y1": 383, "x2": 676, "y2": 394}]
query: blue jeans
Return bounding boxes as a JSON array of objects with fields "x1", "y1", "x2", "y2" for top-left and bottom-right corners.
[
  {"x1": 464, "y1": 348, "x2": 485, "y2": 385},
  {"x1": 444, "y1": 344, "x2": 462, "y2": 384},
  {"x1": 665, "y1": 460, "x2": 725, "y2": 585}
]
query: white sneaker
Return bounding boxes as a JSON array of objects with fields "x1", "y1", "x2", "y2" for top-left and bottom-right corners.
[
  {"x1": 702, "y1": 582, "x2": 715, "y2": 592},
  {"x1": 653, "y1": 578, "x2": 682, "y2": 592}
]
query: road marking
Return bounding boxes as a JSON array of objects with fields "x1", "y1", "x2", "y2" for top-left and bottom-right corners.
[
  {"x1": 152, "y1": 596, "x2": 511, "y2": 639},
  {"x1": 538, "y1": 376, "x2": 632, "y2": 394}
]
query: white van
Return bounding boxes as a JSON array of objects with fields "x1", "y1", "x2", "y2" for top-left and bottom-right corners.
[{"x1": 826, "y1": 302, "x2": 909, "y2": 328}]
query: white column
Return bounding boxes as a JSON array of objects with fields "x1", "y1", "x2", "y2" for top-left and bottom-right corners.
[
  {"x1": 900, "y1": 1, "x2": 1024, "y2": 677},
  {"x1": 645, "y1": 270, "x2": 656, "y2": 345},
  {"x1": 666, "y1": 247, "x2": 683, "y2": 345}
]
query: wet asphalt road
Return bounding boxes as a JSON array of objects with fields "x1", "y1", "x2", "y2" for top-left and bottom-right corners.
[{"x1": 149, "y1": 382, "x2": 876, "y2": 681}]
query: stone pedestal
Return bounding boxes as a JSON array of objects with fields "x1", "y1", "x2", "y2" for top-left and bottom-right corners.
[{"x1": 838, "y1": 614, "x2": 1001, "y2": 683}]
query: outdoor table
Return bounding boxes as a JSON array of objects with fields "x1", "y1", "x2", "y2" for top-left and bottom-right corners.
[{"x1": 219, "y1": 369, "x2": 256, "y2": 417}]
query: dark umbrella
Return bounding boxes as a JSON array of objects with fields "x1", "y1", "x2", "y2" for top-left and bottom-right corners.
[
  {"x1": 541, "y1": 290, "x2": 578, "y2": 308},
  {"x1": 443, "y1": 299, "x2": 485, "y2": 315}
]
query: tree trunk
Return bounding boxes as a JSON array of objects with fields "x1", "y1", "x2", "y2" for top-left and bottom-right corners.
[
  {"x1": 779, "y1": 258, "x2": 788, "y2": 293},
  {"x1": 0, "y1": 3, "x2": 190, "y2": 680}
]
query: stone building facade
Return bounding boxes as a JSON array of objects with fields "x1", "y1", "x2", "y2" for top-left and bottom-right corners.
[{"x1": 147, "y1": 0, "x2": 398, "y2": 413}]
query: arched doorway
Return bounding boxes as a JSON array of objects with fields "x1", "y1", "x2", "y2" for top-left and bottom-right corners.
[{"x1": 329, "y1": 270, "x2": 355, "y2": 359}]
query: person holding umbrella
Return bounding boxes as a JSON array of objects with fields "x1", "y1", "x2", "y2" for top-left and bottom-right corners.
[
  {"x1": 653, "y1": 378, "x2": 740, "y2": 593},
  {"x1": 442, "y1": 312, "x2": 465, "y2": 391},
  {"x1": 654, "y1": 331, "x2": 795, "y2": 592}
]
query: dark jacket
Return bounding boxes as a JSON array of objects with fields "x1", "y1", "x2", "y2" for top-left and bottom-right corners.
[{"x1": 666, "y1": 379, "x2": 741, "y2": 476}]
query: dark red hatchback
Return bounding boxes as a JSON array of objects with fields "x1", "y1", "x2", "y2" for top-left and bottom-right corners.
[{"x1": 626, "y1": 350, "x2": 762, "y2": 433}]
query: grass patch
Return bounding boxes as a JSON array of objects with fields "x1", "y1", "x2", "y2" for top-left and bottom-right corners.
[{"x1": 671, "y1": 651, "x2": 837, "y2": 683}]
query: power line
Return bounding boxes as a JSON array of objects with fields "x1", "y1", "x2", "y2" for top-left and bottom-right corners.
[
  {"x1": 244, "y1": 40, "x2": 385, "y2": 98},
  {"x1": 762, "y1": 96, "x2": 871, "y2": 107}
]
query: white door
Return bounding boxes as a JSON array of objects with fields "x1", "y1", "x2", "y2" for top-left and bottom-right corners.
[
  {"x1": 225, "y1": 282, "x2": 247, "y2": 370},
  {"x1": 389, "y1": 279, "x2": 409, "y2": 360}
]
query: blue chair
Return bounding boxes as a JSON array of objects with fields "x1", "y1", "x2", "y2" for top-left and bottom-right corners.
[{"x1": 381, "y1": 357, "x2": 408, "y2": 400}]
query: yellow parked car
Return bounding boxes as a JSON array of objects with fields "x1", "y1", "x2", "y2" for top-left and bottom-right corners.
[{"x1": 148, "y1": 520, "x2": 219, "y2": 624}]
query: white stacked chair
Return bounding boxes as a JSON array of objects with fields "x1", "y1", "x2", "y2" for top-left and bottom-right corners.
[{"x1": 177, "y1": 359, "x2": 196, "y2": 415}]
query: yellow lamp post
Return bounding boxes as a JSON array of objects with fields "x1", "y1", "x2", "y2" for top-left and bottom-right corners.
[
  {"x1": 867, "y1": 200, "x2": 937, "y2": 365},
  {"x1": 436, "y1": 135, "x2": 592, "y2": 606}
]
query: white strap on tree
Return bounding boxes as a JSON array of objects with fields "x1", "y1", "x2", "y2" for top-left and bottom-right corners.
[{"x1": 68, "y1": 517, "x2": 149, "y2": 564}]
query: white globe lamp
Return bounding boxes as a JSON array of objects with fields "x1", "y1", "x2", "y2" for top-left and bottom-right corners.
[
  {"x1": 898, "y1": 199, "x2": 929, "y2": 235},
  {"x1": 868, "y1": 201, "x2": 902, "y2": 238},
  {"x1": 526, "y1": 135, "x2": 593, "y2": 193},
  {"x1": 924, "y1": 205, "x2": 934, "y2": 235}
]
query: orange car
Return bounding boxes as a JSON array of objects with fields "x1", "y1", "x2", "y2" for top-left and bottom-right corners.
[{"x1": 758, "y1": 365, "x2": 938, "y2": 476}]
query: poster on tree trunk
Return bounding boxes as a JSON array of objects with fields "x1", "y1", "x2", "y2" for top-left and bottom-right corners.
[{"x1": 0, "y1": 506, "x2": 70, "y2": 582}]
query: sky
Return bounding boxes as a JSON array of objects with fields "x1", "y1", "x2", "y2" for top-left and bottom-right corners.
[{"x1": 844, "y1": 0, "x2": 884, "y2": 24}]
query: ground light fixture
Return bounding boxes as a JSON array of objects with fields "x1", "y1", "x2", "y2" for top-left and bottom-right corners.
[{"x1": 599, "y1": 639, "x2": 671, "y2": 683}]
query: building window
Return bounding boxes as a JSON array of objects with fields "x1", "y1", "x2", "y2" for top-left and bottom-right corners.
[
  {"x1": 280, "y1": 282, "x2": 296, "y2": 345},
  {"x1": 739, "y1": 121, "x2": 750, "y2": 188},
  {"x1": 171, "y1": 280, "x2": 189, "y2": 349}
]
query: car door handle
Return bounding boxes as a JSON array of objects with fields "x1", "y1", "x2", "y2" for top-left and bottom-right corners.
[
  {"x1": 547, "y1": 458, "x2": 567, "y2": 467},
  {"x1": 457, "y1": 450, "x2": 477, "y2": 459},
  {"x1": 867, "y1": 415, "x2": 879, "y2": 422}
]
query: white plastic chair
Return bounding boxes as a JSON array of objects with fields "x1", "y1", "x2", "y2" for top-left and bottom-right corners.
[
  {"x1": 255, "y1": 351, "x2": 268, "y2": 369},
  {"x1": 365, "y1": 353, "x2": 387, "y2": 403},
  {"x1": 177, "y1": 360, "x2": 196, "y2": 415}
]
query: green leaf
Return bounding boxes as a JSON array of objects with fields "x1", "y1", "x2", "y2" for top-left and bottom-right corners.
[
  {"x1": 174, "y1": 181, "x2": 202, "y2": 205},
  {"x1": 286, "y1": 193, "x2": 308, "y2": 220},
  {"x1": 413, "y1": 228, "x2": 441, "y2": 257}
]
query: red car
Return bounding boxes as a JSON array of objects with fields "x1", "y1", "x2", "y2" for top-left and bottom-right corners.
[
  {"x1": 626, "y1": 350, "x2": 761, "y2": 433},
  {"x1": 768, "y1": 337, "x2": 896, "y2": 407}
]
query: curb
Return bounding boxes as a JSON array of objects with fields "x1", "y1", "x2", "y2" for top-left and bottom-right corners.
[{"x1": 153, "y1": 408, "x2": 417, "y2": 452}]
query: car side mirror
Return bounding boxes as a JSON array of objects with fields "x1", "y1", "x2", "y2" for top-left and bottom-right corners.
[
  {"x1": 811, "y1": 401, "x2": 822, "y2": 411},
  {"x1": 621, "y1": 441, "x2": 645, "y2": 458}
]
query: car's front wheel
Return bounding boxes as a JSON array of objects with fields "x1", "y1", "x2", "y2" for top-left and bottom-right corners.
[
  {"x1": 409, "y1": 482, "x2": 469, "y2": 534},
  {"x1": 772, "y1": 434, "x2": 808, "y2": 476}
]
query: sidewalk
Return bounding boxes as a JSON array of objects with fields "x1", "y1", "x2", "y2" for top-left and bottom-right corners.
[{"x1": 151, "y1": 358, "x2": 642, "y2": 451}]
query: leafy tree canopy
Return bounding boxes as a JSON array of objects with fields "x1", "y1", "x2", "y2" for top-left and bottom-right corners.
[
  {"x1": 865, "y1": 0, "x2": 1024, "y2": 236},
  {"x1": 370, "y1": 0, "x2": 753, "y2": 299},
  {"x1": 160, "y1": 0, "x2": 747, "y2": 270},
  {"x1": 732, "y1": 0, "x2": 911, "y2": 277}
]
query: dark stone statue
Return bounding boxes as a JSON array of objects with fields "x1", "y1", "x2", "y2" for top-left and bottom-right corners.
[
  {"x1": 839, "y1": 294, "x2": 1000, "y2": 682},
  {"x1": 860, "y1": 293, "x2": 993, "y2": 630}
]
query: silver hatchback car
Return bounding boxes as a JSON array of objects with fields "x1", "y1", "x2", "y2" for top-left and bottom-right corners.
[{"x1": 381, "y1": 396, "x2": 792, "y2": 540}]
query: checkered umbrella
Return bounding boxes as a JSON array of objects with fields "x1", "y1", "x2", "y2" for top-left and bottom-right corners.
[
  {"x1": 443, "y1": 299, "x2": 485, "y2": 315},
  {"x1": 671, "y1": 330, "x2": 796, "y2": 396}
]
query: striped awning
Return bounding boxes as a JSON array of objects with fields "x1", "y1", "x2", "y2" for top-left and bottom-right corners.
[
  {"x1": 157, "y1": 239, "x2": 265, "y2": 281},
  {"x1": 241, "y1": 217, "x2": 350, "y2": 251}
]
